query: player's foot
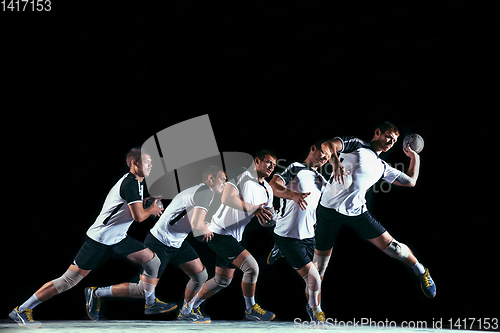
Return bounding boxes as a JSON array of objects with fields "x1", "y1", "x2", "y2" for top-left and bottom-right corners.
[
  {"x1": 177, "y1": 306, "x2": 211, "y2": 323},
  {"x1": 84, "y1": 287, "x2": 101, "y2": 322},
  {"x1": 144, "y1": 298, "x2": 178, "y2": 315},
  {"x1": 245, "y1": 304, "x2": 275, "y2": 322},
  {"x1": 418, "y1": 268, "x2": 436, "y2": 298},
  {"x1": 267, "y1": 243, "x2": 283, "y2": 265},
  {"x1": 9, "y1": 306, "x2": 42, "y2": 328},
  {"x1": 306, "y1": 305, "x2": 326, "y2": 323}
]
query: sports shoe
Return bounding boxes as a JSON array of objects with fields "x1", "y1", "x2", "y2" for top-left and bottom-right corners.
[
  {"x1": 84, "y1": 287, "x2": 101, "y2": 322},
  {"x1": 9, "y1": 306, "x2": 42, "y2": 328},
  {"x1": 144, "y1": 298, "x2": 178, "y2": 315},
  {"x1": 267, "y1": 243, "x2": 284, "y2": 265},
  {"x1": 177, "y1": 306, "x2": 211, "y2": 323},
  {"x1": 418, "y1": 268, "x2": 436, "y2": 298},
  {"x1": 306, "y1": 305, "x2": 326, "y2": 323},
  {"x1": 245, "y1": 304, "x2": 275, "y2": 322}
]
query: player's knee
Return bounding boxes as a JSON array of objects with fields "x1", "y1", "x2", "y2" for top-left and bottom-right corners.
[
  {"x1": 313, "y1": 253, "x2": 331, "y2": 277},
  {"x1": 52, "y1": 269, "x2": 84, "y2": 293},
  {"x1": 382, "y1": 239, "x2": 410, "y2": 260},
  {"x1": 302, "y1": 265, "x2": 321, "y2": 294},
  {"x1": 129, "y1": 280, "x2": 146, "y2": 298},
  {"x1": 186, "y1": 268, "x2": 208, "y2": 293},
  {"x1": 239, "y1": 255, "x2": 259, "y2": 284},
  {"x1": 206, "y1": 274, "x2": 233, "y2": 293},
  {"x1": 142, "y1": 253, "x2": 161, "y2": 279}
]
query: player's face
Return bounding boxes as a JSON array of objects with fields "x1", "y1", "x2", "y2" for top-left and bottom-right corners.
[
  {"x1": 374, "y1": 130, "x2": 399, "y2": 152},
  {"x1": 309, "y1": 146, "x2": 331, "y2": 168},
  {"x1": 256, "y1": 155, "x2": 276, "y2": 178},
  {"x1": 212, "y1": 170, "x2": 227, "y2": 194},
  {"x1": 139, "y1": 154, "x2": 153, "y2": 178}
]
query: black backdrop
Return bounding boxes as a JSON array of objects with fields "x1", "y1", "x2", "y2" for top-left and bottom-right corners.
[{"x1": 2, "y1": 1, "x2": 498, "y2": 328}]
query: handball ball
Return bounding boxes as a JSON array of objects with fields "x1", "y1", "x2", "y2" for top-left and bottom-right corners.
[
  {"x1": 402, "y1": 133, "x2": 424, "y2": 154},
  {"x1": 262, "y1": 206, "x2": 278, "y2": 228}
]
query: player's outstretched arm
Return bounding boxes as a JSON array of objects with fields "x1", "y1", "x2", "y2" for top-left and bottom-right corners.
[
  {"x1": 269, "y1": 175, "x2": 310, "y2": 211},
  {"x1": 393, "y1": 145, "x2": 420, "y2": 187}
]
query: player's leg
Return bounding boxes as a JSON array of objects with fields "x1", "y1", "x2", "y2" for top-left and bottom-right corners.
[
  {"x1": 312, "y1": 204, "x2": 341, "y2": 297},
  {"x1": 10, "y1": 237, "x2": 104, "y2": 328},
  {"x1": 190, "y1": 265, "x2": 235, "y2": 311},
  {"x1": 177, "y1": 258, "x2": 210, "y2": 323},
  {"x1": 368, "y1": 231, "x2": 436, "y2": 298}
]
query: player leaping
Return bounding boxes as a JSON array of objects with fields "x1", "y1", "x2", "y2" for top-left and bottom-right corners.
[{"x1": 315, "y1": 122, "x2": 436, "y2": 305}]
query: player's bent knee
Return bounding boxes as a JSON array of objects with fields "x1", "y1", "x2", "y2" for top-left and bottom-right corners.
[
  {"x1": 129, "y1": 280, "x2": 145, "y2": 298},
  {"x1": 206, "y1": 274, "x2": 233, "y2": 293},
  {"x1": 186, "y1": 268, "x2": 208, "y2": 293},
  {"x1": 239, "y1": 255, "x2": 259, "y2": 284},
  {"x1": 142, "y1": 253, "x2": 161, "y2": 279},
  {"x1": 382, "y1": 239, "x2": 410, "y2": 260},
  {"x1": 52, "y1": 269, "x2": 84, "y2": 293}
]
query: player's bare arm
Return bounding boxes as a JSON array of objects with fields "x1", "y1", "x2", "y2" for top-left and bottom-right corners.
[
  {"x1": 269, "y1": 175, "x2": 310, "y2": 211},
  {"x1": 129, "y1": 201, "x2": 163, "y2": 222},
  {"x1": 221, "y1": 183, "x2": 272, "y2": 224},
  {"x1": 322, "y1": 138, "x2": 348, "y2": 185},
  {"x1": 393, "y1": 145, "x2": 420, "y2": 187},
  {"x1": 189, "y1": 207, "x2": 213, "y2": 242}
]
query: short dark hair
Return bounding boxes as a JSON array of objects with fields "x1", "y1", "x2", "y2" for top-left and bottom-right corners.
[
  {"x1": 376, "y1": 122, "x2": 399, "y2": 136},
  {"x1": 203, "y1": 165, "x2": 224, "y2": 181},
  {"x1": 126, "y1": 147, "x2": 150, "y2": 168},
  {"x1": 254, "y1": 149, "x2": 277, "y2": 161}
]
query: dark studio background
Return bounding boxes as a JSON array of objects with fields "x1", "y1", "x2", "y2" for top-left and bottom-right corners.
[{"x1": 2, "y1": 1, "x2": 498, "y2": 328}]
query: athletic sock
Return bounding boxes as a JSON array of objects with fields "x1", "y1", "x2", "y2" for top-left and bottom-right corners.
[
  {"x1": 181, "y1": 299, "x2": 192, "y2": 316},
  {"x1": 19, "y1": 294, "x2": 41, "y2": 311},
  {"x1": 411, "y1": 261, "x2": 426, "y2": 276},
  {"x1": 190, "y1": 294, "x2": 205, "y2": 310},
  {"x1": 95, "y1": 286, "x2": 113, "y2": 298},
  {"x1": 244, "y1": 295, "x2": 255, "y2": 312},
  {"x1": 308, "y1": 290, "x2": 320, "y2": 308},
  {"x1": 142, "y1": 280, "x2": 157, "y2": 306}
]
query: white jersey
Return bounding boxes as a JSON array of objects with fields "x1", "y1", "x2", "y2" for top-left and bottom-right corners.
[
  {"x1": 150, "y1": 183, "x2": 214, "y2": 248},
  {"x1": 210, "y1": 167, "x2": 273, "y2": 242},
  {"x1": 320, "y1": 136, "x2": 402, "y2": 216},
  {"x1": 274, "y1": 162, "x2": 327, "y2": 240},
  {"x1": 87, "y1": 172, "x2": 146, "y2": 245}
]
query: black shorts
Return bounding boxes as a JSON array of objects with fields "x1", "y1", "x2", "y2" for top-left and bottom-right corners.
[
  {"x1": 207, "y1": 233, "x2": 246, "y2": 269},
  {"x1": 144, "y1": 232, "x2": 199, "y2": 277},
  {"x1": 73, "y1": 236, "x2": 147, "y2": 270},
  {"x1": 315, "y1": 204, "x2": 387, "y2": 251},
  {"x1": 274, "y1": 234, "x2": 315, "y2": 270}
]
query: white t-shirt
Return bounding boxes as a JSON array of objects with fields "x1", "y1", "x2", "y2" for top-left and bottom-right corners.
[
  {"x1": 87, "y1": 172, "x2": 146, "y2": 245},
  {"x1": 150, "y1": 183, "x2": 214, "y2": 248},
  {"x1": 274, "y1": 162, "x2": 327, "y2": 240},
  {"x1": 320, "y1": 136, "x2": 402, "y2": 216},
  {"x1": 210, "y1": 167, "x2": 273, "y2": 242}
]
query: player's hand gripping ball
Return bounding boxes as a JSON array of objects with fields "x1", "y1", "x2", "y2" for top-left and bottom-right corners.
[
  {"x1": 262, "y1": 206, "x2": 278, "y2": 228},
  {"x1": 402, "y1": 133, "x2": 424, "y2": 154},
  {"x1": 144, "y1": 197, "x2": 163, "y2": 219}
]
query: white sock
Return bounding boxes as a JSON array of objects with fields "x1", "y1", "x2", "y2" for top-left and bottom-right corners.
[
  {"x1": 191, "y1": 294, "x2": 205, "y2": 309},
  {"x1": 143, "y1": 281, "x2": 156, "y2": 306},
  {"x1": 308, "y1": 290, "x2": 320, "y2": 308},
  {"x1": 244, "y1": 295, "x2": 255, "y2": 312},
  {"x1": 181, "y1": 300, "x2": 192, "y2": 316},
  {"x1": 19, "y1": 294, "x2": 41, "y2": 311},
  {"x1": 411, "y1": 261, "x2": 426, "y2": 276},
  {"x1": 95, "y1": 286, "x2": 114, "y2": 298}
]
